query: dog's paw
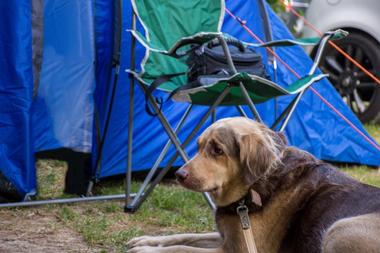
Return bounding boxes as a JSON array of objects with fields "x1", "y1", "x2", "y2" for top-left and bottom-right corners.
[
  {"x1": 126, "y1": 246, "x2": 160, "y2": 253},
  {"x1": 127, "y1": 236, "x2": 162, "y2": 248}
]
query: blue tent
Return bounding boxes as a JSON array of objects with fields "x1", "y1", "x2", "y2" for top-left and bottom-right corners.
[{"x1": 1, "y1": 0, "x2": 379, "y2": 201}]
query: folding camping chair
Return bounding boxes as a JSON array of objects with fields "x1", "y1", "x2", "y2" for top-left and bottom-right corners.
[{"x1": 124, "y1": 0, "x2": 347, "y2": 212}]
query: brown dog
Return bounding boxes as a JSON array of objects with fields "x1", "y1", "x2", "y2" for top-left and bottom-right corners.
[{"x1": 127, "y1": 117, "x2": 380, "y2": 253}]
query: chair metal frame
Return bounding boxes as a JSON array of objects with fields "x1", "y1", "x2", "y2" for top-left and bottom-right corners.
[{"x1": 124, "y1": 8, "x2": 334, "y2": 212}]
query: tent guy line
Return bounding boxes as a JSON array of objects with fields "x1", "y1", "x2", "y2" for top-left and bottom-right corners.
[{"x1": 225, "y1": 7, "x2": 380, "y2": 152}]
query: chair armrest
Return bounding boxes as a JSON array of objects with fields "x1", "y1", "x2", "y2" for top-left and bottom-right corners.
[
  {"x1": 308, "y1": 30, "x2": 348, "y2": 75},
  {"x1": 243, "y1": 29, "x2": 349, "y2": 48}
]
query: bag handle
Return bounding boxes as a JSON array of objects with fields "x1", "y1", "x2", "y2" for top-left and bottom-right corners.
[{"x1": 207, "y1": 37, "x2": 245, "y2": 52}]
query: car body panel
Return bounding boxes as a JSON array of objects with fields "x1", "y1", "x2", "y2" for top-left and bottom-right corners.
[
  {"x1": 299, "y1": 0, "x2": 380, "y2": 123},
  {"x1": 303, "y1": 0, "x2": 380, "y2": 44}
]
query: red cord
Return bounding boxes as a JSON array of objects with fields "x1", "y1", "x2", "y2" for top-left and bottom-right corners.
[{"x1": 225, "y1": 8, "x2": 380, "y2": 152}]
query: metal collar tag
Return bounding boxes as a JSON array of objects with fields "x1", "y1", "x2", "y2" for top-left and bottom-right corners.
[
  {"x1": 237, "y1": 203, "x2": 251, "y2": 230},
  {"x1": 237, "y1": 201, "x2": 259, "y2": 253}
]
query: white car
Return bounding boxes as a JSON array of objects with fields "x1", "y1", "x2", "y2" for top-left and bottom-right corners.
[{"x1": 283, "y1": 0, "x2": 380, "y2": 123}]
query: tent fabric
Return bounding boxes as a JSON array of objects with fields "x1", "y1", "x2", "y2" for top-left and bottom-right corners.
[
  {"x1": 0, "y1": 0, "x2": 35, "y2": 197},
  {"x1": 32, "y1": 0, "x2": 96, "y2": 153},
  {"x1": 93, "y1": 0, "x2": 380, "y2": 179},
  {"x1": 1, "y1": 0, "x2": 379, "y2": 200},
  {"x1": 92, "y1": 0, "x2": 116, "y2": 174}
]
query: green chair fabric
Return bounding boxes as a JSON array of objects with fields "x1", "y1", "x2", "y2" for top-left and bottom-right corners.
[
  {"x1": 130, "y1": 70, "x2": 328, "y2": 105},
  {"x1": 131, "y1": 0, "x2": 224, "y2": 89},
  {"x1": 174, "y1": 73, "x2": 328, "y2": 105}
]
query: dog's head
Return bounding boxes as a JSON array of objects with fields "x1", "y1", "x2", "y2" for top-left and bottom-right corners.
[{"x1": 175, "y1": 117, "x2": 286, "y2": 206}]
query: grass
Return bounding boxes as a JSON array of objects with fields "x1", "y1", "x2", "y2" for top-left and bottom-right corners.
[
  {"x1": 36, "y1": 159, "x2": 67, "y2": 199},
  {"x1": 341, "y1": 166, "x2": 380, "y2": 186},
  {"x1": 365, "y1": 124, "x2": 380, "y2": 141},
  {"x1": 51, "y1": 183, "x2": 214, "y2": 252},
  {"x1": 339, "y1": 124, "x2": 380, "y2": 186},
  {"x1": 35, "y1": 165, "x2": 214, "y2": 252},
  {"x1": 4, "y1": 125, "x2": 380, "y2": 252}
]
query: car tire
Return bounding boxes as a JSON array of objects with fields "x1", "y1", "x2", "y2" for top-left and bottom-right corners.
[{"x1": 317, "y1": 31, "x2": 380, "y2": 124}]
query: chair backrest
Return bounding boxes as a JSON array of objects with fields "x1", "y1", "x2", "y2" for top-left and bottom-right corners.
[{"x1": 131, "y1": 0, "x2": 225, "y2": 88}]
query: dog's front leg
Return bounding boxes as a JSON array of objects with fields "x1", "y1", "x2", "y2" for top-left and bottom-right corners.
[
  {"x1": 127, "y1": 245, "x2": 224, "y2": 253},
  {"x1": 127, "y1": 232, "x2": 222, "y2": 248}
]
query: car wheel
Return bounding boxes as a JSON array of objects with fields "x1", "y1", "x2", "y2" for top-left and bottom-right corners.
[{"x1": 318, "y1": 31, "x2": 380, "y2": 123}]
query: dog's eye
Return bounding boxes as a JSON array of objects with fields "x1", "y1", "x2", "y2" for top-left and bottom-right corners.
[{"x1": 212, "y1": 146, "x2": 224, "y2": 156}]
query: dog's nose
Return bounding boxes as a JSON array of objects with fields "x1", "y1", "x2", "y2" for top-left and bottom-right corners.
[{"x1": 175, "y1": 169, "x2": 189, "y2": 181}]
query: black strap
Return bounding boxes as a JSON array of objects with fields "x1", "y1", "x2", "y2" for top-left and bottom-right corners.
[
  {"x1": 172, "y1": 43, "x2": 201, "y2": 58},
  {"x1": 167, "y1": 72, "x2": 232, "y2": 101},
  {"x1": 145, "y1": 72, "x2": 186, "y2": 116},
  {"x1": 167, "y1": 81, "x2": 198, "y2": 101}
]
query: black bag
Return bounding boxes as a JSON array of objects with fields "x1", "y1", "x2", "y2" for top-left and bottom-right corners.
[
  {"x1": 186, "y1": 39, "x2": 269, "y2": 82},
  {"x1": 145, "y1": 39, "x2": 268, "y2": 115}
]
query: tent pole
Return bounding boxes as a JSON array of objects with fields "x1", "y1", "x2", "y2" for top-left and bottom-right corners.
[
  {"x1": 257, "y1": 0, "x2": 279, "y2": 124},
  {"x1": 86, "y1": 0, "x2": 124, "y2": 195},
  {"x1": 86, "y1": 65, "x2": 121, "y2": 196}
]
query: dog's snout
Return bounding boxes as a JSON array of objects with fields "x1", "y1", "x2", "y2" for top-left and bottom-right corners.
[{"x1": 175, "y1": 168, "x2": 189, "y2": 181}]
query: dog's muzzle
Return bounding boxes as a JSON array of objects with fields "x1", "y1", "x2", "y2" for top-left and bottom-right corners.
[{"x1": 175, "y1": 168, "x2": 189, "y2": 181}]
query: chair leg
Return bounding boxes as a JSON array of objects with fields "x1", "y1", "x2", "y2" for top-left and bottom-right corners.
[
  {"x1": 145, "y1": 91, "x2": 190, "y2": 161},
  {"x1": 239, "y1": 82, "x2": 263, "y2": 123},
  {"x1": 270, "y1": 90, "x2": 305, "y2": 132},
  {"x1": 236, "y1": 106, "x2": 248, "y2": 118},
  {"x1": 125, "y1": 83, "x2": 232, "y2": 212},
  {"x1": 217, "y1": 35, "x2": 262, "y2": 123},
  {"x1": 125, "y1": 11, "x2": 138, "y2": 210},
  {"x1": 212, "y1": 109, "x2": 216, "y2": 123},
  {"x1": 125, "y1": 72, "x2": 135, "y2": 208},
  {"x1": 127, "y1": 104, "x2": 193, "y2": 209},
  {"x1": 126, "y1": 151, "x2": 178, "y2": 212},
  {"x1": 278, "y1": 90, "x2": 305, "y2": 132}
]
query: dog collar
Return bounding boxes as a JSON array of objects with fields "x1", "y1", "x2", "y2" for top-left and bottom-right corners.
[{"x1": 216, "y1": 188, "x2": 263, "y2": 216}]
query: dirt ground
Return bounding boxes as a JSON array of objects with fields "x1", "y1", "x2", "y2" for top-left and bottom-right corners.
[{"x1": 0, "y1": 209, "x2": 97, "y2": 253}]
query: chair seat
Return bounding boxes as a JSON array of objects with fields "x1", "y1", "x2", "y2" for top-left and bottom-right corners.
[{"x1": 128, "y1": 70, "x2": 328, "y2": 105}]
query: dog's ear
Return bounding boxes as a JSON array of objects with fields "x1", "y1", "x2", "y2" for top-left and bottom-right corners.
[
  {"x1": 270, "y1": 131, "x2": 287, "y2": 150},
  {"x1": 238, "y1": 130, "x2": 282, "y2": 185}
]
